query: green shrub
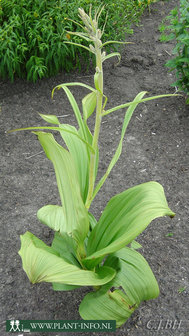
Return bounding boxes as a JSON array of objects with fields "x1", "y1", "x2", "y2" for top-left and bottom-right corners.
[
  {"x1": 0, "y1": 0, "x2": 145, "y2": 82},
  {"x1": 159, "y1": 0, "x2": 189, "y2": 102}
]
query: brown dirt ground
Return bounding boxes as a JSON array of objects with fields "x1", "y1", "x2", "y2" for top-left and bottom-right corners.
[{"x1": 0, "y1": 1, "x2": 189, "y2": 335}]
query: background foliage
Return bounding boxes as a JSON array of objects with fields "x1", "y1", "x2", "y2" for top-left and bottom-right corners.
[
  {"x1": 159, "y1": 0, "x2": 189, "y2": 101},
  {"x1": 0, "y1": 0, "x2": 149, "y2": 82}
]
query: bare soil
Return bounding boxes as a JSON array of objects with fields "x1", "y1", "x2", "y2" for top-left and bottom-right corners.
[{"x1": 0, "y1": 1, "x2": 188, "y2": 335}]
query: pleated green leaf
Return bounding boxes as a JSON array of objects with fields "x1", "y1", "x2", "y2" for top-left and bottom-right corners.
[
  {"x1": 79, "y1": 288, "x2": 134, "y2": 328},
  {"x1": 88, "y1": 212, "x2": 97, "y2": 231},
  {"x1": 52, "y1": 84, "x2": 99, "y2": 182},
  {"x1": 39, "y1": 113, "x2": 60, "y2": 125},
  {"x1": 130, "y1": 240, "x2": 142, "y2": 250},
  {"x1": 105, "y1": 247, "x2": 160, "y2": 304},
  {"x1": 51, "y1": 232, "x2": 81, "y2": 291},
  {"x1": 77, "y1": 121, "x2": 99, "y2": 185},
  {"x1": 53, "y1": 283, "x2": 80, "y2": 291},
  {"x1": 37, "y1": 205, "x2": 65, "y2": 233},
  {"x1": 19, "y1": 232, "x2": 116, "y2": 286},
  {"x1": 58, "y1": 124, "x2": 89, "y2": 202},
  {"x1": 51, "y1": 232, "x2": 79, "y2": 267},
  {"x1": 82, "y1": 91, "x2": 97, "y2": 121},
  {"x1": 84, "y1": 181, "x2": 175, "y2": 268},
  {"x1": 36, "y1": 131, "x2": 89, "y2": 243},
  {"x1": 80, "y1": 247, "x2": 159, "y2": 328}
]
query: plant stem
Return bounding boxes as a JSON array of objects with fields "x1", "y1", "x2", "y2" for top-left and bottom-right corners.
[{"x1": 85, "y1": 45, "x2": 103, "y2": 210}]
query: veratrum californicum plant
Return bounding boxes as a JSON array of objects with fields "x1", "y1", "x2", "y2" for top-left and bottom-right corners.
[{"x1": 15, "y1": 7, "x2": 176, "y2": 328}]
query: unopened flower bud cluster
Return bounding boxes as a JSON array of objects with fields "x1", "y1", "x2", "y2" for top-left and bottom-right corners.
[{"x1": 78, "y1": 8, "x2": 103, "y2": 50}]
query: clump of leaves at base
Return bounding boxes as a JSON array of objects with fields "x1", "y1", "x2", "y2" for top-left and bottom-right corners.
[
  {"x1": 0, "y1": 0, "x2": 145, "y2": 82},
  {"x1": 159, "y1": 0, "x2": 189, "y2": 103},
  {"x1": 13, "y1": 7, "x2": 176, "y2": 328}
]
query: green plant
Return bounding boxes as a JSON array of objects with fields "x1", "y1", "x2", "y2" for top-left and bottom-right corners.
[
  {"x1": 12, "y1": 7, "x2": 176, "y2": 328},
  {"x1": 166, "y1": 232, "x2": 174, "y2": 237},
  {"x1": 0, "y1": 0, "x2": 79, "y2": 81},
  {"x1": 137, "y1": 0, "x2": 157, "y2": 12},
  {"x1": 178, "y1": 287, "x2": 186, "y2": 293},
  {"x1": 0, "y1": 0, "x2": 144, "y2": 82},
  {"x1": 159, "y1": 0, "x2": 189, "y2": 102}
]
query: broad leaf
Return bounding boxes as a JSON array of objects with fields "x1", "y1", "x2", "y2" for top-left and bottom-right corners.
[
  {"x1": 79, "y1": 288, "x2": 134, "y2": 328},
  {"x1": 130, "y1": 240, "x2": 142, "y2": 250},
  {"x1": 36, "y1": 132, "x2": 89, "y2": 243},
  {"x1": 53, "y1": 283, "x2": 80, "y2": 291},
  {"x1": 37, "y1": 205, "x2": 65, "y2": 234},
  {"x1": 52, "y1": 232, "x2": 79, "y2": 267},
  {"x1": 59, "y1": 124, "x2": 89, "y2": 202},
  {"x1": 105, "y1": 248, "x2": 160, "y2": 304},
  {"x1": 80, "y1": 121, "x2": 99, "y2": 183},
  {"x1": 51, "y1": 232, "x2": 81, "y2": 291},
  {"x1": 51, "y1": 85, "x2": 99, "y2": 180},
  {"x1": 82, "y1": 91, "x2": 97, "y2": 120},
  {"x1": 19, "y1": 232, "x2": 116, "y2": 286},
  {"x1": 88, "y1": 212, "x2": 97, "y2": 231},
  {"x1": 80, "y1": 247, "x2": 159, "y2": 328},
  {"x1": 39, "y1": 113, "x2": 60, "y2": 125},
  {"x1": 84, "y1": 182, "x2": 175, "y2": 268}
]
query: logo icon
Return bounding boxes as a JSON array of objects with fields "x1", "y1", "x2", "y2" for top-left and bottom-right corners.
[{"x1": 9, "y1": 320, "x2": 21, "y2": 332}]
